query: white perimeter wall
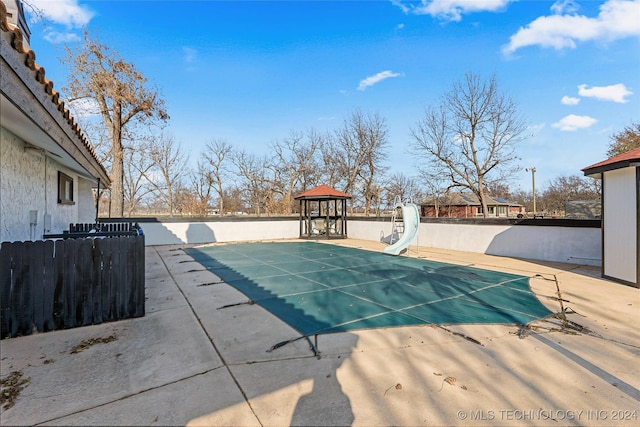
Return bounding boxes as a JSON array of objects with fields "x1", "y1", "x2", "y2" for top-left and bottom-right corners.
[
  {"x1": 348, "y1": 220, "x2": 601, "y2": 266},
  {"x1": 141, "y1": 220, "x2": 300, "y2": 246},
  {"x1": 143, "y1": 218, "x2": 601, "y2": 266}
]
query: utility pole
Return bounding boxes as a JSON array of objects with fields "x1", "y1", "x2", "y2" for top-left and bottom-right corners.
[{"x1": 525, "y1": 167, "x2": 536, "y2": 216}]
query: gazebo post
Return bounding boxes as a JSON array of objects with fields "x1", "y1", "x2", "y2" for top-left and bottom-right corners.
[
  {"x1": 306, "y1": 200, "x2": 311, "y2": 238},
  {"x1": 325, "y1": 199, "x2": 329, "y2": 239},
  {"x1": 298, "y1": 199, "x2": 303, "y2": 238},
  {"x1": 343, "y1": 199, "x2": 347, "y2": 237}
]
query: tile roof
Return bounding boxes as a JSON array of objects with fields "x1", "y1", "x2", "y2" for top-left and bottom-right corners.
[
  {"x1": 0, "y1": 1, "x2": 109, "y2": 183},
  {"x1": 582, "y1": 147, "x2": 640, "y2": 177},
  {"x1": 294, "y1": 184, "x2": 351, "y2": 199}
]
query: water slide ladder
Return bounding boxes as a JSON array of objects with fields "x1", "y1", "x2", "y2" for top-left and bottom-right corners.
[
  {"x1": 384, "y1": 196, "x2": 420, "y2": 256},
  {"x1": 389, "y1": 195, "x2": 404, "y2": 245}
]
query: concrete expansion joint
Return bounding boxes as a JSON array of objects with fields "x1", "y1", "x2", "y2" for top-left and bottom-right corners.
[
  {"x1": 34, "y1": 369, "x2": 221, "y2": 426},
  {"x1": 226, "y1": 353, "x2": 321, "y2": 368},
  {"x1": 153, "y1": 247, "x2": 263, "y2": 424}
]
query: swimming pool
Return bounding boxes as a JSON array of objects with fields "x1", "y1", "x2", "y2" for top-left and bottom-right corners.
[{"x1": 185, "y1": 241, "x2": 552, "y2": 337}]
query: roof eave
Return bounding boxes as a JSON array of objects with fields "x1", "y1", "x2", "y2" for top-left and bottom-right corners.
[
  {"x1": 0, "y1": 1, "x2": 110, "y2": 185},
  {"x1": 582, "y1": 160, "x2": 639, "y2": 178}
]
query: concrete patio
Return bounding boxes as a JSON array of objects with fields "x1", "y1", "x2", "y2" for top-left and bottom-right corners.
[{"x1": 1, "y1": 239, "x2": 638, "y2": 426}]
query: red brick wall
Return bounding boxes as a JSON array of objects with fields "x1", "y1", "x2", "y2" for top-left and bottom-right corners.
[{"x1": 421, "y1": 205, "x2": 479, "y2": 218}]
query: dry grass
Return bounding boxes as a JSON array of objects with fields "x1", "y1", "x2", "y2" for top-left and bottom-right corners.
[{"x1": 1, "y1": 371, "x2": 30, "y2": 410}]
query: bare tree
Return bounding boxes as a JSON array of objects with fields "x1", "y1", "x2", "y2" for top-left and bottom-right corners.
[
  {"x1": 186, "y1": 159, "x2": 215, "y2": 216},
  {"x1": 144, "y1": 133, "x2": 188, "y2": 216},
  {"x1": 123, "y1": 144, "x2": 155, "y2": 216},
  {"x1": 62, "y1": 31, "x2": 168, "y2": 217},
  {"x1": 384, "y1": 173, "x2": 421, "y2": 208},
  {"x1": 607, "y1": 122, "x2": 640, "y2": 157},
  {"x1": 203, "y1": 139, "x2": 234, "y2": 215},
  {"x1": 541, "y1": 175, "x2": 601, "y2": 215},
  {"x1": 299, "y1": 129, "x2": 325, "y2": 191},
  {"x1": 266, "y1": 130, "x2": 323, "y2": 214},
  {"x1": 232, "y1": 150, "x2": 269, "y2": 215},
  {"x1": 172, "y1": 181, "x2": 209, "y2": 217},
  {"x1": 334, "y1": 110, "x2": 390, "y2": 214},
  {"x1": 420, "y1": 163, "x2": 452, "y2": 218},
  {"x1": 222, "y1": 186, "x2": 246, "y2": 215},
  {"x1": 363, "y1": 181, "x2": 385, "y2": 216},
  {"x1": 410, "y1": 72, "x2": 526, "y2": 218},
  {"x1": 319, "y1": 134, "x2": 344, "y2": 189}
]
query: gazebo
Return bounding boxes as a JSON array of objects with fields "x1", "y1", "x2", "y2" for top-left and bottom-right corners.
[{"x1": 294, "y1": 185, "x2": 351, "y2": 239}]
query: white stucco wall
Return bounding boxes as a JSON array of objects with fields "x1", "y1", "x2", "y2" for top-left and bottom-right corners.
[
  {"x1": 348, "y1": 219, "x2": 601, "y2": 265},
  {"x1": 0, "y1": 127, "x2": 95, "y2": 242},
  {"x1": 77, "y1": 177, "x2": 97, "y2": 224},
  {"x1": 1, "y1": 128, "x2": 44, "y2": 242},
  {"x1": 141, "y1": 217, "x2": 601, "y2": 266},
  {"x1": 140, "y1": 220, "x2": 300, "y2": 246}
]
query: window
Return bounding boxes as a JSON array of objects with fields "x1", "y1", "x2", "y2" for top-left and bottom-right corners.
[{"x1": 58, "y1": 171, "x2": 74, "y2": 205}]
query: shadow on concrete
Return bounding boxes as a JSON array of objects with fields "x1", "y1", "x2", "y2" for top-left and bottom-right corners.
[
  {"x1": 182, "y1": 243, "x2": 357, "y2": 425},
  {"x1": 290, "y1": 334, "x2": 357, "y2": 426}
]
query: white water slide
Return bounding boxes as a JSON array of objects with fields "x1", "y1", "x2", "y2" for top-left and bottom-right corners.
[{"x1": 383, "y1": 203, "x2": 420, "y2": 256}]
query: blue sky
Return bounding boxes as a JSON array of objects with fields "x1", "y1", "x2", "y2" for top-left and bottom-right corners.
[{"x1": 24, "y1": 0, "x2": 640, "y2": 192}]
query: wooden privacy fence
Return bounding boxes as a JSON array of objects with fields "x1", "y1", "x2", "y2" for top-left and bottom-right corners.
[
  {"x1": 0, "y1": 235, "x2": 145, "y2": 339},
  {"x1": 43, "y1": 222, "x2": 142, "y2": 239}
]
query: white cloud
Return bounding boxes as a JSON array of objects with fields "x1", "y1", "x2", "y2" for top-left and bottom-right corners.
[
  {"x1": 357, "y1": 70, "x2": 403, "y2": 91},
  {"x1": 29, "y1": 0, "x2": 94, "y2": 28},
  {"x1": 391, "y1": 0, "x2": 512, "y2": 22},
  {"x1": 550, "y1": 0, "x2": 580, "y2": 15},
  {"x1": 44, "y1": 31, "x2": 80, "y2": 44},
  {"x1": 67, "y1": 97, "x2": 101, "y2": 119},
  {"x1": 503, "y1": 0, "x2": 640, "y2": 54},
  {"x1": 182, "y1": 47, "x2": 198, "y2": 63},
  {"x1": 561, "y1": 96, "x2": 580, "y2": 105},
  {"x1": 577, "y1": 83, "x2": 633, "y2": 103},
  {"x1": 27, "y1": 1, "x2": 94, "y2": 45},
  {"x1": 527, "y1": 122, "x2": 546, "y2": 136},
  {"x1": 552, "y1": 114, "x2": 597, "y2": 131},
  {"x1": 390, "y1": 0, "x2": 410, "y2": 14}
]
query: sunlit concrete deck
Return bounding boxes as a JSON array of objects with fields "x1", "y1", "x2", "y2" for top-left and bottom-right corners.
[{"x1": 1, "y1": 239, "x2": 638, "y2": 426}]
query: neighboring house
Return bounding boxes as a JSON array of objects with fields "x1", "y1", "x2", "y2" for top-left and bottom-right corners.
[
  {"x1": 582, "y1": 147, "x2": 640, "y2": 288},
  {"x1": 420, "y1": 192, "x2": 522, "y2": 218},
  {"x1": 0, "y1": 0, "x2": 110, "y2": 242}
]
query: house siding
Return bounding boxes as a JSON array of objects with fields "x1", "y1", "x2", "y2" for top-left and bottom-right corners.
[
  {"x1": 0, "y1": 127, "x2": 94, "y2": 242},
  {"x1": 602, "y1": 167, "x2": 637, "y2": 284},
  {"x1": 422, "y1": 205, "x2": 519, "y2": 218}
]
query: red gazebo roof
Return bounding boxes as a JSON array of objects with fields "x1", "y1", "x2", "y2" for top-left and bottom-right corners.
[{"x1": 294, "y1": 184, "x2": 351, "y2": 200}]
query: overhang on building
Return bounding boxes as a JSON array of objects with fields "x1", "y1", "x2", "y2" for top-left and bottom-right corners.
[{"x1": 1, "y1": 0, "x2": 110, "y2": 241}]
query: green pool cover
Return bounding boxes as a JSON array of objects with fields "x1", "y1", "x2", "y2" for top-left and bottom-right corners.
[{"x1": 185, "y1": 242, "x2": 552, "y2": 337}]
